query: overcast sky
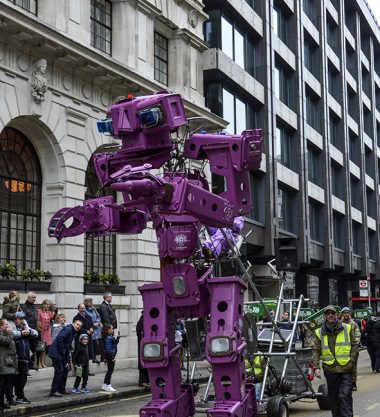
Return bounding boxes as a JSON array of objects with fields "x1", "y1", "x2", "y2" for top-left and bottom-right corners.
[{"x1": 366, "y1": 0, "x2": 380, "y2": 23}]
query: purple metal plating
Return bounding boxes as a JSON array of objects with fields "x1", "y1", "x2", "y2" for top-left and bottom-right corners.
[{"x1": 48, "y1": 91, "x2": 263, "y2": 417}]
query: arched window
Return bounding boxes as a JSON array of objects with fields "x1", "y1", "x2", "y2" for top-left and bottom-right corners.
[
  {"x1": 84, "y1": 157, "x2": 116, "y2": 274},
  {"x1": 0, "y1": 127, "x2": 42, "y2": 270}
]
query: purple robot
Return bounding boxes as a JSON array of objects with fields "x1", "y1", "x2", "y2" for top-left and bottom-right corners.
[{"x1": 48, "y1": 91, "x2": 263, "y2": 417}]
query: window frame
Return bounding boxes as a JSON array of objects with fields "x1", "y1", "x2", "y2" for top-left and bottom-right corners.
[
  {"x1": 154, "y1": 31, "x2": 169, "y2": 86},
  {"x1": 0, "y1": 127, "x2": 42, "y2": 271},
  {"x1": 90, "y1": 0, "x2": 112, "y2": 55},
  {"x1": 84, "y1": 157, "x2": 117, "y2": 276},
  {"x1": 8, "y1": 0, "x2": 37, "y2": 15}
]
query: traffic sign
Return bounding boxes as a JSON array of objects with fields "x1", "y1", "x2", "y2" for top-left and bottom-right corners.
[
  {"x1": 359, "y1": 280, "x2": 368, "y2": 288},
  {"x1": 360, "y1": 289, "x2": 369, "y2": 297}
]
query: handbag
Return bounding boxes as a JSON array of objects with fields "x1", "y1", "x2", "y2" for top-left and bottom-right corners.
[
  {"x1": 35, "y1": 341, "x2": 46, "y2": 353},
  {"x1": 75, "y1": 365, "x2": 83, "y2": 378}
]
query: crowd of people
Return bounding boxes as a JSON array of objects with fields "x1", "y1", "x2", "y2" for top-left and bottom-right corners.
[{"x1": 0, "y1": 291, "x2": 120, "y2": 410}]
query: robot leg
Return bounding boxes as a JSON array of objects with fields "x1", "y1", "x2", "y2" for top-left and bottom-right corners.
[{"x1": 206, "y1": 277, "x2": 257, "y2": 417}]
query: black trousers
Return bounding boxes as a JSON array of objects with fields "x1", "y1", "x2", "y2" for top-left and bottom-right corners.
[
  {"x1": 51, "y1": 358, "x2": 69, "y2": 394},
  {"x1": 325, "y1": 372, "x2": 353, "y2": 417},
  {"x1": 367, "y1": 344, "x2": 380, "y2": 371},
  {"x1": 0, "y1": 375, "x2": 12, "y2": 406},
  {"x1": 14, "y1": 361, "x2": 28, "y2": 399},
  {"x1": 104, "y1": 359, "x2": 115, "y2": 385},
  {"x1": 74, "y1": 363, "x2": 89, "y2": 389}
]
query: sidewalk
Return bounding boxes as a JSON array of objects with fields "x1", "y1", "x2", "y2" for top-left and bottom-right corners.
[
  {"x1": 2, "y1": 361, "x2": 210, "y2": 416},
  {"x1": 2, "y1": 365, "x2": 144, "y2": 416}
]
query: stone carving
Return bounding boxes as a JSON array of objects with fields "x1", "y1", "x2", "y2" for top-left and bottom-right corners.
[{"x1": 31, "y1": 58, "x2": 48, "y2": 104}]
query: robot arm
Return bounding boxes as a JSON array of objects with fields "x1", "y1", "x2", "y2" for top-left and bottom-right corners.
[
  {"x1": 184, "y1": 129, "x2": 263, "y2": 218},
  {"x1": 48, "y1": 196, "x2": 148, "y2": 242}
]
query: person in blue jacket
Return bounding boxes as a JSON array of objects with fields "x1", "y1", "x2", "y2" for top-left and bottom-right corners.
[
  {"x1": 48, "y1": 319, "x2": 82, "y2": 397},
  {"x1": 101, "y1": 324, "x2": 120, "y2": 392}
]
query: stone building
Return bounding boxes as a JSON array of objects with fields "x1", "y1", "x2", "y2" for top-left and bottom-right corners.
[{"x1": 0, "y1": 0, "x2": 223, "y2": 365}]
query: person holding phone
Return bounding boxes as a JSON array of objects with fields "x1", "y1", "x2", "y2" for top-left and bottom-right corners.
[{"x1": 101, "y1": 325, "x2": 119, "y2": 392}]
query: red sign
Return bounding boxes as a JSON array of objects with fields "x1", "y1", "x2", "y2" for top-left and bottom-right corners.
[{"x1": 359, "y1": 280, "x2": 368, "y2": 288}]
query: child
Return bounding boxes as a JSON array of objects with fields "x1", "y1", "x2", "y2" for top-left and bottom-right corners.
[
  {"x1": 71, "y1": 334, "x2": 90, "y2": 393},
  {"x1": 51, "y1": 314, "x2": 66, "y2": 343},
  {"x1": 102, "y1": 325, "x2": 120, "y2": 392}
]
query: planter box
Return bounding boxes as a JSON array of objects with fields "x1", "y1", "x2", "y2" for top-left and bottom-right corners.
[
  {"x1": 106, "y1": 285, "x2": 125, "y2": 295},
  {"x1": 84, "y1": 283, "x2": 107, "y2": 294},
  {"x1": 25, "y1": 281, "x2": 51, "y2": 292},
  {"x1": 0, "y1": 279, "x2": 25, "y2": 291}
]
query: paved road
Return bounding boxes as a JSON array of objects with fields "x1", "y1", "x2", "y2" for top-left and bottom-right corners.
[{"x1": 30, "y1": 350, "x2": 380, "y2": 417}]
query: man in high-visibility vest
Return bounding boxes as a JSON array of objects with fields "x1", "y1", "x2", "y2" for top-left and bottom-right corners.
[
  {"x1": 312, "y1": 305, "x2": 358, "y2": 417},
  {"x1": 245, "y1": 352, "x2": 265, "y2": 400},
  {"x1": 341, "y1": 306, "x2": 361, "y2": 391}
]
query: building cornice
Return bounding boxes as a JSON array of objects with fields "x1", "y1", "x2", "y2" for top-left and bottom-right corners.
[{"x1": 0, "y1": 3, "x2": 225, "y2": 129}]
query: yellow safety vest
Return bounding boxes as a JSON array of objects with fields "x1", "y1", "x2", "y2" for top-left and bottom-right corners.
[
  {"x1": 245, "y1": 355, "x2": 263, "y2": 378},
  {"x1": 315, "y1": 323, "x2": 352, "y2": 366}
]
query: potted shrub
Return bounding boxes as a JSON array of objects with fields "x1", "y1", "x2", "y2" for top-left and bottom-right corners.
[
  {"x1": 0, "y1": 263, "x2": 24, "y2": 291},
  {"x1": 84, "y1": 271, "x2": 107, "y2": 294},
  {"x1": 22, "y1": 269, "x2": 52, "y2": 292},
  {"x1": 106, "y1": 273, "x2": 125, "y2": 295}
]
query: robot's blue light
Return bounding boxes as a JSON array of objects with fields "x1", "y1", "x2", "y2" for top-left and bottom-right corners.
[
  {"x1": 200, "y1": 130, "x2": 207, "y2": 134},
  {"x1": 97, "y1": 119, "x2": 113, "y2": 133},
  {"x1": 139, "y1": 107, "x2": 162, "y2": 128},
  {"x1": 219, "y1": 131, "x2": 226, "y2": 135}
]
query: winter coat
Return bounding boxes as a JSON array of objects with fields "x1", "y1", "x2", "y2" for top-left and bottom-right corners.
[
  {"x1": 51, "y1": 323, "x2": 65, "y2": 343},
  {"x1": 363, "y1": 316, "x2": 380, "y2": 346},
  {"x1": 73, "y1": 312, "x2": 93, "y2": 340},
  {"x1": 20, "y1": 301, "x2": 39, "y2": 330},
  {"x1": 104, "y1": 334, "x2": 120, "y2": 360},
  {"x1": 0, "y1": 331, "x2": 18, "y2": 375},
  {"x1": 48, "y1": 324, "x2": 77, "y2": 363},
  {"x1": 72, "y1": 342, "x2": 89, "y2": 366},
  {"x1": 2, "y1": 296, "x2": 20, "y2": 320},
  {"x1": 99, "y1": 301, "x2": 117, "y2": 328},
  {"x1": 85, "y1": 307, "x2": 102, "y2": 340},
  {"x1": 8, "y1": 319, "x2": 38, "y2": 362},
  {"x1": 312, "y1": 319, "x2": 358, "y2": 374}
]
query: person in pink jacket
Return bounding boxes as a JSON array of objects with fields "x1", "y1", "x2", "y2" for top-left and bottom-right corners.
[{"x1": 37, "y1": 300, "x2": 54, "y2": 368}]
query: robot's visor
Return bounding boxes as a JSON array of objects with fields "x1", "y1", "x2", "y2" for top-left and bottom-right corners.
[{"x1": 139, "y1": 107, "x2": 162, "y2": 128}]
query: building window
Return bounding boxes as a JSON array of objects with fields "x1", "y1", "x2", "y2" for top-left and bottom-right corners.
[
  {"x1": 205, "y1": 83, "x2": 259, "y2": 134},
  {"x1": 274, "y1": 59, "x2": 291, "y2": 107},
  {"x1": 0, "y1": 128, "x2": 42, "y2": 270},
  {"x1": 249, "y1": 173, "x2": 265, "y2": 223},
  {"x1": 368, "y1": 229, "x2": 376, "y2": 260},
  {"x1": 305, "y1": 88, "x2": 320, "y2": 132},
  {"x1": 303, "y1": 0, "x2": 318, "y2": 28},
  {"x1": 304, "y1": 34, "x2": 319, "y2": 78},
  {"x1": 154, "y1": 32, "x2": 168, "y2": 85},
  {"x1": 223, "y1": 89, "x2": 246, "y2": 134},
  {"x1": 277, "y1": 186, "x2": 297, "y2": 233},
  {"x1": 276, "y1": 124, "x2": 294, "y2": 169},
  {"x1": 331, "y1": 163, "x2": 344, "y2": 200},
  {"x1": 205, "y1": 12, "x2": 256, "y2": 78},
  {"x1": 8, "y1": 0, "x2": 37, "y2": 15},
  {"x1": 91, "y1": 0, "x2": 112, "y2": 55},
  {"x1": 352, "y1": 220, "x2": 361, "y2": 256},
  {"x1": 309, "y1": 200, "x2": 323, "y2": 243},
  {"x1": 328, "y1": 64, "x2": 340, "y2": 101},
  {"x1": 367, "y1": 187, "x2": 376, "y2": 219},
  {"x1": 308, "y1": 145, "x2": 322, "y2": 186},
  {"x1": 349, "y1": 131, "x2": 360, "y2": 165},
  {"x1": 273, "y1": 2, "x2": 289, "y2": 46},
  {"x1": 329, "y1": 112, "x2": 342, "y2": 150},
  {"x1": 350, "y1": 176, "x2": 362, "y2": 211},
  {"x1": 365, "y1": 145, "x2": 374, "y2": 177},
  {"x1": 333, "y1": 211, "x2": 344, "y2": 250},
  {"x1": 84, "y1": 158, "x2": 116, "y2": 275}
]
